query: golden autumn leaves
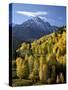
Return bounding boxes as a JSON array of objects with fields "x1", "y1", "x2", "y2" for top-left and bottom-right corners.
[{"x1": 16, "y1": 28, "x2": 66, "y2": 84}]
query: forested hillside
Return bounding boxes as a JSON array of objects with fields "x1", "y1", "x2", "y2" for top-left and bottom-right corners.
[{"x1": 12, "y1": 27, "x2": 66, "y2": 86}]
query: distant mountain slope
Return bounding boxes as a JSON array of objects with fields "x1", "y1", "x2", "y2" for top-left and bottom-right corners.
[{"x1": 12, "y1": 16, "x2": 58, "y2": 42}]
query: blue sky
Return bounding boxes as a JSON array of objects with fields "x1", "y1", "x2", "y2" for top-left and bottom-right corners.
[{"x1": 10, "y1": 3, "x2": 66, "y2": 27}]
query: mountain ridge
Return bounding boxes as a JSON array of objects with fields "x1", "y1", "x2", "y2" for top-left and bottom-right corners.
[{"x1": 11, "y1": 16, "x2": 59, "y2": 59}]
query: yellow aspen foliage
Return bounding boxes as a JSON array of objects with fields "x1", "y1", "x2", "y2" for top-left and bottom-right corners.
[
  {"x1": 35, "y1": 46, "x2": 39, "y2": 54},
  {"x1": 58, "y1": 55, "x2": 66, "y2": 65},
  {"x1": 16, "y1": 57, "x2": 29, "y2": 79},
  {"x1": 16, "y1": 57, "x2": 23, "y2": 79},
  {"x1": 20, "y1": 42, "x2": 27, "y2": 50},
  {"x1": 41, "y1": 42, "x2": 47, "y2": 54},
  {"x1": 40, "y1": 37, "x2": 45, "y2": 43},
  {"x1": 28, "y1": 71, "x2": 34, "y2": 81},
  {"x1": 42, "y1": 64, "x2": 48, "y2": 81},
  {"x1": 39, "y1": 55, "x2": 45, "y2": 65},
  {"x1": 53, "y1": 43, "x2": 58, "y2": 53},
  {"x1": 27, "y1": 43, "x2": 30, "y2": 49},
  {"x1": 46, "y1": 53, "x2": 53, "y2": 62},
  {"x1": 28, "y1": 55, "x2": 34, "y2": 73},
  {"x1": 25, "y1": 54, "x2": 28, "y2": 61},
  {"x1": 39, "y1": 56, "x2": 44, "y2": 81},
  {"x1": 46, "y1": 54, "x2": 51, "y2": 62},
  {"x1": 22, "y1": 60, "x2": 29, "y2": 78},
  {"x1": 39, "y1": 65, "x2": 43, "y2": 81},
  {"x1": 28, "y1": 70, "x2": 38, "y2": 82},
  {"x1": 56, "y1": 49, "x2": 61, "y2": 61},
  {"x1": 34, "y1": 58, "x2": 39, "y2": 71}
]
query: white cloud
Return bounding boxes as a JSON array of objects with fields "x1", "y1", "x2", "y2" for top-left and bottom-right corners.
[
  {"x1": 39, "y1": 16, "x2": 47, "y2": 20},
  {"x1": 39, "y1": 16, "x2": 47, "y2": 21},
  {"x1": 16, "y1": 11, "x2": 48, "y2": 17}
]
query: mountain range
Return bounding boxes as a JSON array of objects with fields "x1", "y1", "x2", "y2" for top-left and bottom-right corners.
[
  {"x1": 9, "y1": 16, "x2": 58, "y2": 58},
  {"x1": 12, "y1": 16, "x2": 58, "y2": 42}
]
